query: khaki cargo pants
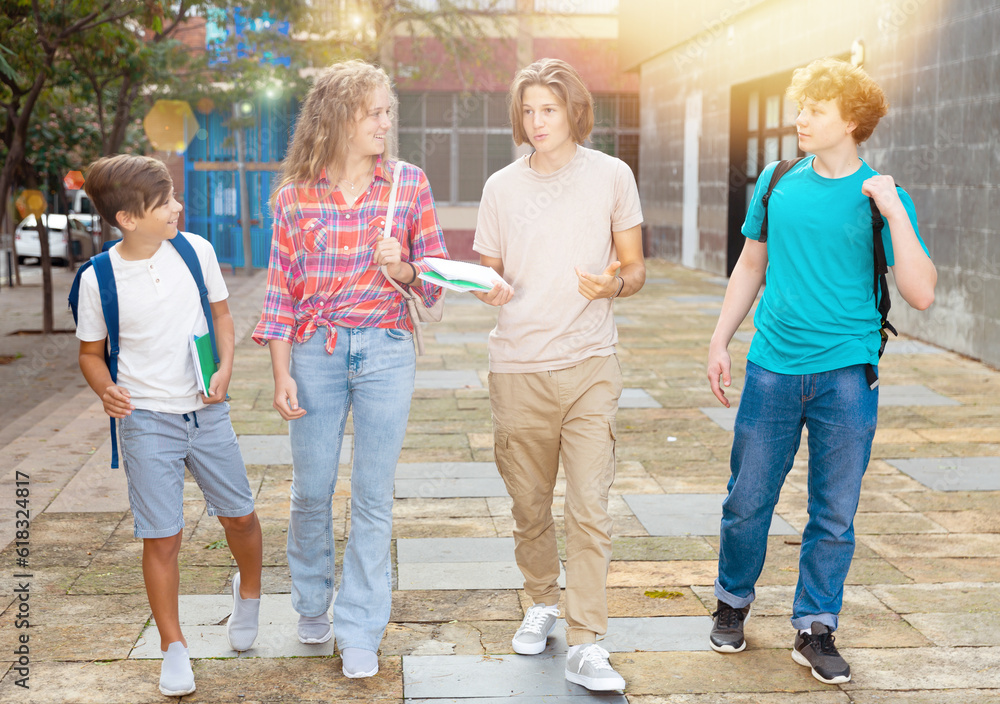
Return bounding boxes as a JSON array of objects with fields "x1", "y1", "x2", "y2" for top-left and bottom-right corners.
[{"x1": 488, "y1": 354, "x2": 622, "y2": 646}]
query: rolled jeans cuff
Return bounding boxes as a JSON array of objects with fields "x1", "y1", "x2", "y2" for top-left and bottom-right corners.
[{"x1": 714, "y1": 579, "x2": 754, "y2": 610}]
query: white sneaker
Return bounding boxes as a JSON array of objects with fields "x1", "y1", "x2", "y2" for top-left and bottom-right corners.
[
  {"x1": 511, "y1": 604, "x2": 560, "y2": 655},
  {"x1": 565, "y1": 643, "x2": 626, "y2": 691},
  {"x1": 159, "y1": 641, "x2": 196, "y2": 697}
]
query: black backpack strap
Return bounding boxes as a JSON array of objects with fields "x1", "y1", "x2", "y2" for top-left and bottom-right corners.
[
  {"x1": 865, "y1": 191, "x2": 899, "y2": 390},
  {"x1": 759, "y1": 157, "x2": 804, "y2": 243}
]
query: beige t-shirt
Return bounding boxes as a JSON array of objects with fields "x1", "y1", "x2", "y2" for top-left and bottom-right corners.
[{"x1": 474, "y1": 146, "x2": 643, "y2": 373}]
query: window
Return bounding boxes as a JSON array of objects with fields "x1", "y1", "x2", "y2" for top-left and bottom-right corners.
[
  {"x1": 534, "y1": 0, "x2": 618, "y2": 13},
  {"x1": 589, "y1": 93, "x2": 640, "y2": 181},
  {"x1": 398, "y1": 92, "x2": 514, "y2": 204}
]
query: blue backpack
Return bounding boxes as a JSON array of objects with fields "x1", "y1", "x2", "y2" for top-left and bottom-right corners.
[{"x1": 68, "y1": 233, "x2": 219, "y2": 468}]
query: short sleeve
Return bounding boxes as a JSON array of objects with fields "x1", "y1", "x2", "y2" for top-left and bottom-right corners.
[
  {"x1": 611, "y1": 160, "x2": 643, "y2": 232},
  {"x1": 74, "y1": 268, "x2": 109, "y2": 342},
  {"x1": 882, "y1": 187, "x2": 927, "y2": 267},
  {"x1": 741, "y1": 160, "x2": 780, "y2": 241},
  {"x1": 473, "y1": 178, "x2": 501, "y2": 258}
]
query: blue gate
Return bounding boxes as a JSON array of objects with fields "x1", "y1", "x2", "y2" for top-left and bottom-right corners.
[{"x1": 183, "y1": 98, "x2": 295, "y2": 269}]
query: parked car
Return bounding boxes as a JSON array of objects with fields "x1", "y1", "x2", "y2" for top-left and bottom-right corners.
[{"x1": 14, "y1": 214, "x2": 99, "y2": 265}]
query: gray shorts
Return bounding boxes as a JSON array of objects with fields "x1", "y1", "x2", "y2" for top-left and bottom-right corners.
[{"x1": 118, "y1": 403, "x2": 254, "y2": 539}]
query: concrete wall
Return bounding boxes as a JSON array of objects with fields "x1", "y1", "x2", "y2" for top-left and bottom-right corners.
[{"x1": 627, "y1": 0, "x2": 1000, "y2": 367}]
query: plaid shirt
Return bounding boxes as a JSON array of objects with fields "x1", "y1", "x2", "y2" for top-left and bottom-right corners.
[{"x1": 253, "y1": 157, "x2": 448, "y2": 353}]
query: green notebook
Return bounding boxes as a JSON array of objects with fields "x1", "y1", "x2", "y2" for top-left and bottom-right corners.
[
  {"x1": 418, "y1": 270, "x2": 491, "y2": 292},
  {"x1": 189, "y1": 333, "x2": 218, "y2": 395}
]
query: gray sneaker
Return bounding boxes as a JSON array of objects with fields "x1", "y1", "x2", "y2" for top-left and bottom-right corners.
[
  {"x1": 792, "y1": 622, "x2": 851, "y2": 684},
  {"x1": 710, "y1": 600, "x2": 751, "y2": 653},
  {"x1": 565, "y1": 644, "x2": 626, "y2": 691},
  {"x1": 511, "y1": 604, "x2": 560, "y2": 655}
]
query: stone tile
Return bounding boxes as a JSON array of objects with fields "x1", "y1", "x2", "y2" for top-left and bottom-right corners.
[
  {"x1": 847, "y1": 690, "x2": 1000, "y2": 704},
  {"x1": 383, "y1": 621, "x2": 488, "y2": 656},
  {"x1": 699, "y1": 406, "x2": 736, "y2": 431},
  {"x1": 620, "y1": 388, "x2": 663, "y2": 408},
  {"x1": 402, "y1": 653, "x2": 624, "y2": 699},
  {"x1": 645, "y1": 277, "x2": 676, "y2": 285},
  {"x1": 868, "y1": 583, "x2": 1000, "y2": 613},
  {"x1": 877, "y1": 385, "x2": 961, "y2": 406},
  {"x1": 238, "y1": 433, "x2": 352, "y2": 465},
  {"x1": 390, "y1": 590, "x2": 523, "y2": 622},
  {"x1": 397, "y1": 562, "x2": 565, "y2": 591},
  {"x1": 885, "y1": 456, "x2": 1000, "y2": 491},
  {"x1": 408, "y1": 699, "x2": 619, "y2": 704},
  {"x1": 905, "y1": 612, "x2": 1000, "y2": 646},
  {"x1": 616, "y1": 315, "x2": 636, "y2": 326},
  {"x1": 0, "y1": 660, "x2": 163, "y2": 704},
  {"x1": 924, "y1": 509, "x2": 1000, "y2": 533},
  {"x1": 396, "y1": 537, "x2": 515, "y2": 563},
  {"x1": 393, "y1": 518, "x2": 498, "y2": 539},
  {"x1": 624, "y1": 495, "x2": 796, "y2": 536},
  {"x1": 739, "y1": 612, "x2": 932, "y2": 650},
  {"x1": 840, "y1": 647, "x2": 1000, "y2": 690},
  {"x1": 852, "y1": 512, "x2": 948, "y2": 534},
  {"x1": 606, "y1": 587, "x2": 710, "y2": 618},
  {"x1": 860, "y1": 533, "x2": 1000, "y2": 558},
  {"x1": 845, "y1": 558, "x2": 914, "y2": 585},
  {"x1": 607, "y1": 561, "x2": 717, "y2": 587},
  {"x1": 395, "y1": 477, "x2": 508, "y2": 499},
  {"x1": 610, "y1": 536, "x2": 717, "y2": 561},
  {"x1": 882, "y1": 339, "x2": 945, "y2": 354},
  {"x1": 614, "y1": 650, "x2": 829, "y2": 694},
  {"x1": 691, "y1": 585, "x2": 892, "y2": 617},
  {"x1": 394, "y1": 462, "x2": 498, "y2": 479},
  {"x1": 435, "y1": 332, "x2": 489, "y2": 345},
  {"x1": 887, "y1": 557, "x2": 1000, "y2": 582},
  {"x1": 0, "y1": 623, "x2": 139, "y2": 662},
  {"x1": 596, "y1": 616, "x2": 714, "y2": 653},
  {"x1": 627, "y1": 695, "x2": 850, "y2": 704},
  {"x1": 414, "y1": 370, "x2": 483, "y2": 389},
  {"x1": 732, "y1": 331, "x2": 755, "y2": 343}
]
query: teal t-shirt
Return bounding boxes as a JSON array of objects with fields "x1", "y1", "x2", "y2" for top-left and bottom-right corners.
[{"x1": 742, "y1": 156, "x2": 927, "y2": 374}]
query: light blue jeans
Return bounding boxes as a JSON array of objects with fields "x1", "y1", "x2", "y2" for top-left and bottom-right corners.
[
  {"x1": 287, "y1": 327, "x2": 415, "y2": 651},
  {"x1": 715, "y1": 361, "x2": 878, "y2": 632}
]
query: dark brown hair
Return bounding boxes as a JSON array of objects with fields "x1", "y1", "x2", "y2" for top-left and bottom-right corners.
[{"x1": 84, "y1": 154, "x2": 173, "y2": 228}]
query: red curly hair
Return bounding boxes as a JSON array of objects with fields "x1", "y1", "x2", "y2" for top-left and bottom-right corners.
[{"x1": 786, "y1": 58, "x2": 889, "y2": 144}]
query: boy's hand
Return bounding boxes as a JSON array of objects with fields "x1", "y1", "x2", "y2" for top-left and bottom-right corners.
[
  {"x1": 862, "y1": 175, "x2": 905, "y2": 219},
  {"x1": 273, "y1": 376, "x2": 307, "y2": 421},
  {"x1": 707, "y1": 344, "x2": 733, "y2": 407},
  {"x1": 576, "y1": 261, "x2": 621, "y2": 300},
  {"x1": 101, "y1": 384, "x2": 134, "y2": 418},
  {"x1": 472, "y1": 280, "x2": 514, "y2": 307},
  {"x1": 203, "y1": 367, "x2": 232, "y2": 404}
]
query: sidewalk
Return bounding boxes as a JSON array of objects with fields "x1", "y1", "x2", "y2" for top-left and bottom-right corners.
[{"x1": 1, "y1": 259, "x2": 998, "y2": 703}]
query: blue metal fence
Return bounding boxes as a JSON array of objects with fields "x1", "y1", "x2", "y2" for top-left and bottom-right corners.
[{"x1": 183, "y1": 98, "x2": 294, "y2": 269}]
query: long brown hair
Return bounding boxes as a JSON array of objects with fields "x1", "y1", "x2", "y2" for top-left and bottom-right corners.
[
  {"x1": 508, "y1": 58, "x2": 594, "y2": 147},
  {"x1": 271, "y1": 60, "x2": 397, "y2": 209}
]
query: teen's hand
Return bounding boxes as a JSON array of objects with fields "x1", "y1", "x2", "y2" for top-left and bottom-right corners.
[
  {"x1": 203, "y1": 367, "x2": 232, "y2": 405},
  {"x1": 576, "y1": 261, "x2": 621, "y2": 300},
  {"x1": 707, "y1": 344, "x2": 733, "y2": 407},
  {"x1": 472, "y1": 280, "x2": 514, "y2": 307},
  {"x1": 101, "y1": 384, "x2": 134, "y2": 418},
  {"x1": 862, "y1": 175, "x2": 905, "y2": 219},
  {"x1": 273, "y1": 376, "x2": 307, "y2": 421},
  {"x1": 373, "y1": 237, "x2": 413, "y2": 282}
]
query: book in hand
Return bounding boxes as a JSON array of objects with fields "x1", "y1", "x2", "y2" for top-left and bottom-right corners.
[
  {"x1": 418, "y1": 257, "x2": 511, "y2": 294},
  {"x1": 189, "y1": 333, "x2": 218, "y2": 396}
]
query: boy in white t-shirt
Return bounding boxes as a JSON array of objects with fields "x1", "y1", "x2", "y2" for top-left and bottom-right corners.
[
  {"x1": 75, "y1": 155, "x2": 263, "y2": 697},
  {"x1": 473, "y1": 59, "x2": 645, "y2": 692}
]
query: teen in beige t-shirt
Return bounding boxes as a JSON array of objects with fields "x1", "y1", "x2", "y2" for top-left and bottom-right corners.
[
  {"x1": 474, "y1": 146, "x2": 642, "y2": 372},
  {"x1": 472, "y1": 58, "x2": 645, "y2": 693}
]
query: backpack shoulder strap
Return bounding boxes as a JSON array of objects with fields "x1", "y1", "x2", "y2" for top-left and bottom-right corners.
[
  {"x1": 68, "y1": 259, "x2": 94, "y2": 324},
  {"x1": 169, "y1": 233, "x2": 219, "y2": 366},
  {"x1": 89, "y1": 251, "x2": 123, "y2": 468},
  {"x1": 759, "y1": 157, "x2": 804, "y2": 243}
]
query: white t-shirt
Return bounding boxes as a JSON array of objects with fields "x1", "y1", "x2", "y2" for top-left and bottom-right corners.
[
  {"x1": 75, "y1": 233, "x2": 229, "y2": 413},
  {"x1": 474, "y1": 146, "x2": 643, "y2": 373}
]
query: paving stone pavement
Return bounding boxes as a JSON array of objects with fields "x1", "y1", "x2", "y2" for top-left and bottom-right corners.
[{"x1": 1, "y1": 260, "x2": 999, "y2": 702}]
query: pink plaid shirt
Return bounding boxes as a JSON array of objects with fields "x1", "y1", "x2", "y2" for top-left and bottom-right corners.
[{"x1": 252, "y1": 158, "x2": 448, "y2": 353}]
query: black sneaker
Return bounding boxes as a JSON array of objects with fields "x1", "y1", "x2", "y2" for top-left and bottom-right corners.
[
  {"x1": 709, "y1": 600, "x2": 751, "y2": 653},
  {"x1": 792, "y1": 622, "x2": 851, "y2": 684}
]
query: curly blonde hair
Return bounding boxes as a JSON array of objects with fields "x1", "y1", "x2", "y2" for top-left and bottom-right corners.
[
  {"x1": 508, "y1": 58, "x2": 594, "y2": 146},
  {"x1": 272, "y1": 60, "x2": 397, "y2": 207},
  {"x1": 786, "y1": 58, "x2": 889, "y2": 144}
]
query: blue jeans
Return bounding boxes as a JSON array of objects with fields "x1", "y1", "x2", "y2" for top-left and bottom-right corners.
[
  {"x1": 715, "y1": 361, "x2": 878, "y2": 632},
  {"x1": 287, "y1": 327, "x2": 415, "y2": 651}
]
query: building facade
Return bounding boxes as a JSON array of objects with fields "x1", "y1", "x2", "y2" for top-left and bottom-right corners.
[{"x1": 620, "y1": 0, "x2": 1000, "y2": 367}]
